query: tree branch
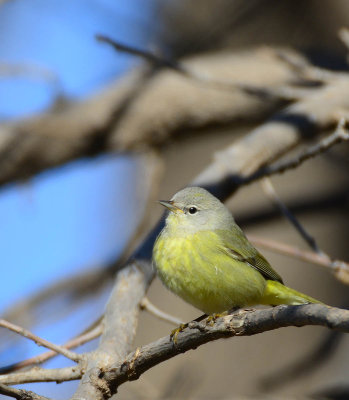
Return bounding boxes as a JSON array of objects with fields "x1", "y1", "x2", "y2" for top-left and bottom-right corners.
[
  {"x1": 99, "y1": 305, "x2": 349, "y2": 396},
  {"x1": 96, "y1": 34, "x2": 314, "y2": 101},
  {"x1": 248, "y1": 235, "x2": 349, "y2": 285},
  {"x1": 3, "y1": 305, "x2": 348, "y2": 390},
  {"x1": 71, "y1": 261, "x2": 154, "y2": 399},
  {"x1": 243, "y1": 117, "x2": 349, "y2": 185},
  {"x1": 0, "y1": 322, "x2": 103, "y2": 374},
  {"x1": 0, "y1": 366, "x2": 82, "y2": 385},
  {"x1": 0, "y1": 319, "x2": 82, "y2": 363},
  {"x1": 0, "y1": 383, "x2": 51, "y2": 400},
  {"x1": 0, "y1": 47, "x2": 305, "y2": 186}
]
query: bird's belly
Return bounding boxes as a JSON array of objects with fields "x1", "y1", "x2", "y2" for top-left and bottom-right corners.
[{"x1": 153, "y1": 232, "x2": 266, "y2": 314}]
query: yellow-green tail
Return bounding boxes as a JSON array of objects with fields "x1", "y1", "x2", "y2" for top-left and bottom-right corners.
[{"x1": 261, "y1": 280, "x2": 323, "y2": 306}]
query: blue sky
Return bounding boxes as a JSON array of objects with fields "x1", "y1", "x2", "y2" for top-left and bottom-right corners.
[{"x1": 0, "y1": 0, "x2": 156, "y2": 397}]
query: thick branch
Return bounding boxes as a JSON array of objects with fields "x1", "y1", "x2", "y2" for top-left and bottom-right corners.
[
  {"x1": 71, "y1": 261, "x2": 153, "y2": 399},
  {"x1": 100, "y1": 305, "x2": 349, "y2": 395},
  {"x1": 0, "y1": 48, "x2": 302, "y2": 186},
  {"x1": 194, "y1": 77, "x2": 349, "y2": 195},
  {"x1": 3, "y1": 305, "x2": 348, "y2": 389}
]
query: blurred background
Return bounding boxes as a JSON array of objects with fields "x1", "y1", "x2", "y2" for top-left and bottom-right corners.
[{"x1": 0, "y1": 0, "x2": 349, "y2": 399}]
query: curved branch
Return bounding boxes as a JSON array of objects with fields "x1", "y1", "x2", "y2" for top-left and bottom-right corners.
[
  {"x1": 102, "y1": 305, "x2": 349, "y2": 394},
  {"x1": 2, "y1": 305, "x2": 348, "y2": 388}
]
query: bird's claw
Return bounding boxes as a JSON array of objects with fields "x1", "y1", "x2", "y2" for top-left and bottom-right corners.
[
  {"x1": 170, "y1": 323, "x2": 187, "y2": 344},
  {"x1": 206, "y1": 312, "x2": 227, "y2": 326}
]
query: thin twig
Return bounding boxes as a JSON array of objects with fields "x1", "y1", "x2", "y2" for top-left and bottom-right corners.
[
  {"x1": 248, "y1": 235, "x2": 349, "y2": 285},
  {"x1": 96, "y1": 35, "x2": 186, "y2": 74},
  {"x1": 0, "y1": 366, "x2": 82, "y2": 385},
  {"x1": 242, "y1": 117, "x2": 349, "y2": 185},
  {"x1": 261, "y1": 177, "x2": 324, "y2": 254},
  {"x1": 0, "y1": 383, "x2": 51, "y2": 400},
  {"x1": 140, "y1": 297, "x2": 184, "y2": 326},
  {"x1": 0, "y1": 319, "x2": 82, "y2": 363},
  {"x1": 0, "y1": 322, "x2": 103, "y2": 374}
]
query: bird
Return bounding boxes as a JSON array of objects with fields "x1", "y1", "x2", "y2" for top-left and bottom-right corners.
[{"x1": 152, "y1": 186, "x2": 322, "y2": 315}]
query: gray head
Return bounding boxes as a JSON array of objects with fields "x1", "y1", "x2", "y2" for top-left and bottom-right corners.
[{"x1": 159, "y1": 187, "x2": 234, "y2": 235}]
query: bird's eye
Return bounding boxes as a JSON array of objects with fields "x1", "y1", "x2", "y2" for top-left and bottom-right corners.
[{"x1": 188, "y1": 206, "x2": 198, "y2": 215}]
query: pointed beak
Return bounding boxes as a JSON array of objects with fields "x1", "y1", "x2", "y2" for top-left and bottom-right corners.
[{"x1": 158, "y1": 200, "x2": 183, "y2": 214}]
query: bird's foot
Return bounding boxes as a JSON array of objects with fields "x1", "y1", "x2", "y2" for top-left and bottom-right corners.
[
  {"x1": 170, "y1": 314, "x2": 208, "y2": 344},
  {"x1": 170, "y1": 323, "x2": 188, "y2": 344},
  {"x1": 206, "y1": 312, "x2": 227, "y2": 327}
]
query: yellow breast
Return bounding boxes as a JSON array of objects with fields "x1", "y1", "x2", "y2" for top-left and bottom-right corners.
[{"x1": 153, "y1": 229, "x2": 266, "y2": 314}]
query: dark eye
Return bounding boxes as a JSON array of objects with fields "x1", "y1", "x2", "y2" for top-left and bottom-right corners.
[{"x1": 188, "y1": 206, "x2": 197, "y2": 215}]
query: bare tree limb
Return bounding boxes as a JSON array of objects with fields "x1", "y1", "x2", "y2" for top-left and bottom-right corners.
[
  {"x1": 2, "y1": 305, "x2": 348, "y2": 389},
  {"x1": 0, "y1": 319, "x2": 82, "y2": 363},
  {"x1": 0, "y1": 322, "x2": 103, "y2": 374},
  {"x1": 0, "y1": 366, "x2": 82, "y2": 385},
  {"x1": 97, "y1": 305, "x2": 349, "y2": 396},
  {"x1": 248, "y1": 235, "x2": 349, "y2": 285},
  {"x1": 71, "y1": 261, "x2": 154, "y2": 399},
  {"x1": 0, "y1": 67, "x2": 150, "y2": 185},
  {"x1": 0, "y1": 44, "x2": 346, "y2": 189},
  {"x1": 96, "y1": 34, "x2": 316, "y2": 101},
  {"x1": 0, "y1": 383, "x2": 51, "y2": 400},
  {"x1": 0, "y1": 47, "x2": 304, "y2": 186},
  {"x1": 242, "y1": 117, "x2": 349, "y2": 185}
]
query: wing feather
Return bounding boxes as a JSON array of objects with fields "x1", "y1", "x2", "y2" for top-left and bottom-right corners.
[{"x1": 217, "y1": 226, "x2": 283, "y2": 284}]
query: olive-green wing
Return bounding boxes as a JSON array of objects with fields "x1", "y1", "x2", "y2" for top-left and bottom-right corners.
[{"x1": 217, "y1": 226, "x2": 283, "y2": 284}]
